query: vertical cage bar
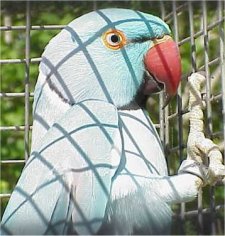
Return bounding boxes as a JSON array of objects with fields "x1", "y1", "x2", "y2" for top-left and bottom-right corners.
[
  {"x1": 202, "y1": 0, "x2": 212, "y2": 137},
  {"x1": 188, "y1": 1, "x2": 197, "y2": 72},
  {"x1": 214, "y1": 1, "x2": 225, "y2": 233},
  {"x1": 93, "y1": 1, "x2": 97, "y2": 11},
  {"x1": 159, "y1": 1, "x2": 165, "y2": 148},
  {"x1": 172, "y1": 0, "x2": 182, "y2": 165},
  {"x1": 24, "y1": 1, "x2": 31, "y2": 161},
  {"x1": 160, "y1": 0, "x2": 166, "y2": 19},
  {"x1": 172, "y1": 1, "x2": 185, "y2": 234},
  {"x1": 210, "y1": 186, "x2": 216, "y2": 235},
  {"x1": 219, "y1": 0, "x2": 225, "y2": 157},
  {"x1": 159, "y1": 0, "x2": 170, "y2": 163},
  {"x1": 202, "y1": 1, "x2": 216, "y2": 235},
  {"x1": 162, "y1": 2, "x2": 169, "y2": 148},
  {"x1": 189, "y1": 2, "x2": 203, "y2": 234},
  {"x1": 197, "y1": 187, "x2": 203, "y2": 234}
]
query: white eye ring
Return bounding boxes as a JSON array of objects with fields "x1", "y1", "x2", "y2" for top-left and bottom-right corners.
[{"x1": 102, "y1": 29, "x2": 127, "y2": 50}]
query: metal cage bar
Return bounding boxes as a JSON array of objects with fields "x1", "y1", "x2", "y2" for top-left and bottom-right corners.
[
  {"x1": 24, "y1": 1, "x2": 31, "y2": 161},
  {"x1": 219, "y1": 0, "x2": 225, "y2": 157},
  {"x1": 172, "y1": 1, "x2": 186, "y2": 234}
]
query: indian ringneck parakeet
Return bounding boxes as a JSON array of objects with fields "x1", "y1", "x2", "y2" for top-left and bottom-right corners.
[{"x1": 1, "y1": 8, "x2": 204, "y2": 235}]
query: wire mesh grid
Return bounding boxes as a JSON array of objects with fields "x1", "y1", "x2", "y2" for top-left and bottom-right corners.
[{"x1": 0, "y1": 1, "x2": 224, "y2": 235}]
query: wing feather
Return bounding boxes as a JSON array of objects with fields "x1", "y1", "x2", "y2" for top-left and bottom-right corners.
[{"x1": 1, "y1": 100, "x2": 121, "y2": 235}]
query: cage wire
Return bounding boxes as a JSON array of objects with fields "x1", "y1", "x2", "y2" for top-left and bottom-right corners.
[{"x1": 0, "y1": 0, "x2": 224, "y2": 235}]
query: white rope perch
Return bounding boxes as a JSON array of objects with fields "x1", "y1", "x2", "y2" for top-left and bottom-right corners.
[{"x1": 179, "y1": 72, "x2": 225, "y2": 186}]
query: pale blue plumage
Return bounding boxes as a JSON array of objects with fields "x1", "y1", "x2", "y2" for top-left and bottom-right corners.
[
  {"x1": 2, "y1": 100, "x2": 120, "y2": 234},
  {"x1": 1, "y1": 8, "x2": 200, "y2": 235},
  {"x1": 31, "y1": 8, "x2": 170, "y2": 150}
]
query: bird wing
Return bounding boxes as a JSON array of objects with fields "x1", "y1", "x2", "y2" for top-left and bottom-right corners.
[{"x1": 1, "y1": 100, "x2": 121, "y2": 235}]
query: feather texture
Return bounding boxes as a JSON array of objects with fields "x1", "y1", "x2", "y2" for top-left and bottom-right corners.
[{"x1": 1, "y1": 8, "x2": 201, "y2": 235}]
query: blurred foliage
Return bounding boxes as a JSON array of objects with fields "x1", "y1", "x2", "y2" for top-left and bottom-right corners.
[{"x1": 0, "y1": 1, "x2": 224, "y2": 234}]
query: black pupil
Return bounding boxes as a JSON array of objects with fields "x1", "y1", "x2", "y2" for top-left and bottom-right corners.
[{"x1": 111, "y1": 34, "x2": 120, "y2": 43}]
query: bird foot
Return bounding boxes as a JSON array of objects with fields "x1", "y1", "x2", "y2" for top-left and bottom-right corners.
[
  {"x1": 207, "y1": 163, "x2": 225, "y2": 185},
  {"x1": 181, "y1": 72, "x2": 225, "y2": 186}
]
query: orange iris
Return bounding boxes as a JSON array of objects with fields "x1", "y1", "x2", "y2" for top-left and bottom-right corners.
[{"x1": 102, "y1": 29, "x2": 127, "y2": 50}]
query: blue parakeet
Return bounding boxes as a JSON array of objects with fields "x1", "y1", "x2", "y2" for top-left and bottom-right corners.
[{"x1": 1, "y1": 8, "x2": 202, "y2": 235}]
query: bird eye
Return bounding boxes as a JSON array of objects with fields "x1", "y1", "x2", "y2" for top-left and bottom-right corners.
[{"x1": 102, "y1": 29, "x2": 127, "y2": 50}]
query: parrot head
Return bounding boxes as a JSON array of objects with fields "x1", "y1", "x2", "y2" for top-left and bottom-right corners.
[{"x1": 39, "y1": 8, "x2": 181, "y2": 109}]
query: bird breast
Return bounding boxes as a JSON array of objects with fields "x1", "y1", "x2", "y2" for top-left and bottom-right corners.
[{"x1": 110, "y1": 108, "x2": 168, "y2": 207}]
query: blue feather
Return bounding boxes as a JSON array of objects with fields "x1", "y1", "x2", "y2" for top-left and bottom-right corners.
[{"x1": 1, "y1": 8, "x2": 200, "y2": 235}]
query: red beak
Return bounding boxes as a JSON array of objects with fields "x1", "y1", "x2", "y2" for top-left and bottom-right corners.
[{"x1": 144, "y1": 35, "x2": 181, "y2": 107}]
